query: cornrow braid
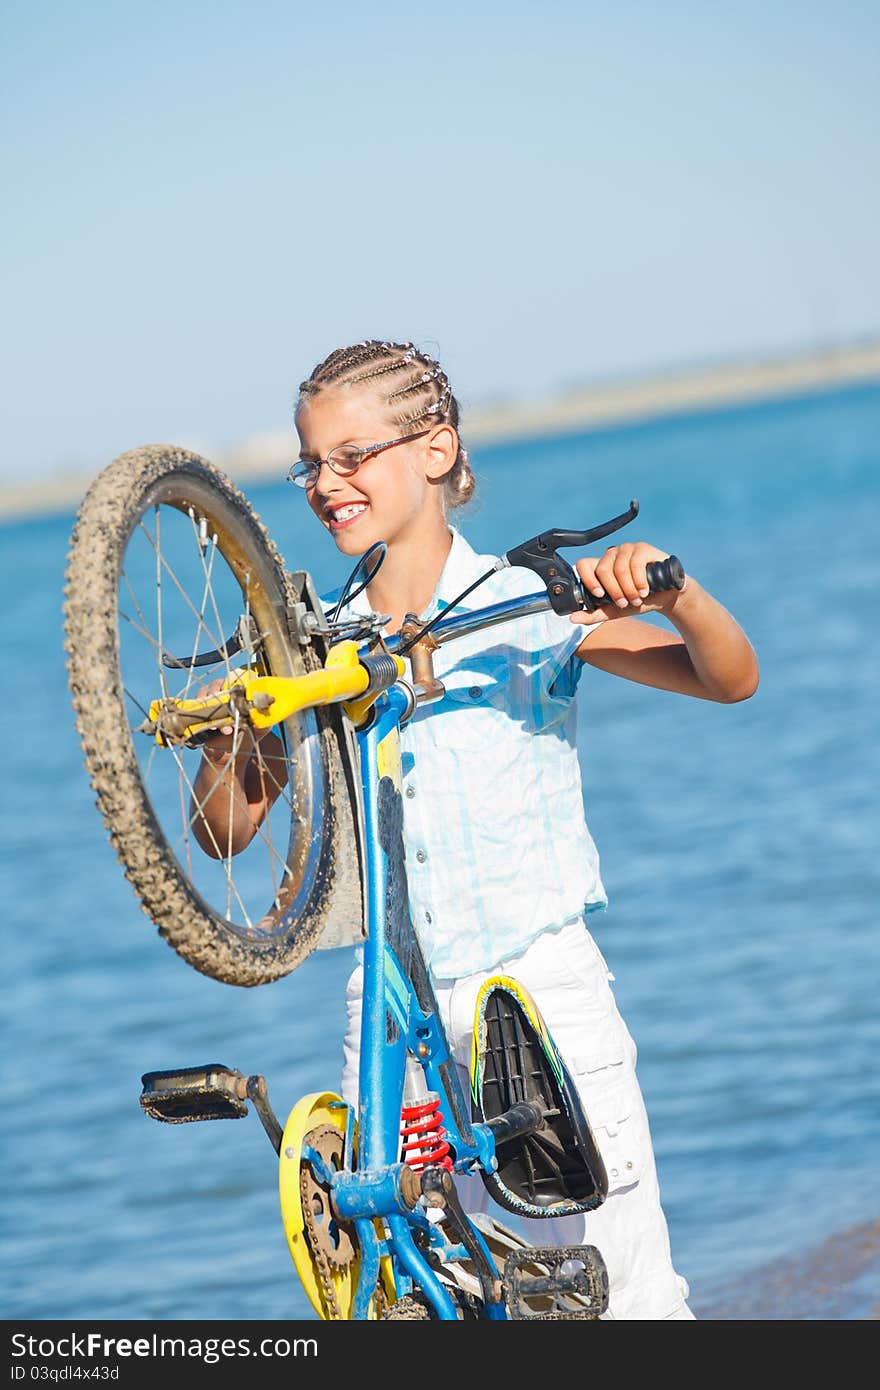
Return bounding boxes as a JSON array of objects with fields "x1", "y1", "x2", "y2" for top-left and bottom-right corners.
[{"x1": 297, "y1": 339, "x2": 475, "y2": 510}]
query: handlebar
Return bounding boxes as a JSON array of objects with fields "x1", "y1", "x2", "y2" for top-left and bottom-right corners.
[
  {"x1": 381, "y1": 555, "x2": 685, "y2": 657},
  {"x1": 142, "y1": 500, "x2": 687, "y2": 743}
]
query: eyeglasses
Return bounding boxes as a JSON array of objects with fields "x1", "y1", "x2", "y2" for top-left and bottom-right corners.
[{"x1": 286, "y1": 429, "x2": 431, "y2": 490}]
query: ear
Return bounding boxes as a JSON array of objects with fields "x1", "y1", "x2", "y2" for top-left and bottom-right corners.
[{"x1": 423, "y1": 424, "x2": 459, "y2": 482}]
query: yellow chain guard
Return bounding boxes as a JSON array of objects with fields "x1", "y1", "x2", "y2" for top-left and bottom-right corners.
[{"x1": 278, "y1": 1092, "x2": 395, "y2": 1319}]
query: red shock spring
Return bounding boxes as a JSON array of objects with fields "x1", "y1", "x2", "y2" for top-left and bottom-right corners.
[{"x1": 399, "y1": 1092, "x2": 453, "y2": 1171}]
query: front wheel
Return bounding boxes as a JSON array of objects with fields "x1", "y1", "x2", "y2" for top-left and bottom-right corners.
[{"x1": 64, "y1": 445, "x2": 348, "y2": 986}]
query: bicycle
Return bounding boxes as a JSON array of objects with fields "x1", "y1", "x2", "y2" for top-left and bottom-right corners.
[{"x1": 63, "y1": 445, "x2": 685, "y2": 1321}]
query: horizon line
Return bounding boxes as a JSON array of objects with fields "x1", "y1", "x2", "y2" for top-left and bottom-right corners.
[{"x1": 3, "y1": 335, "x2": 879, "y2": 523}]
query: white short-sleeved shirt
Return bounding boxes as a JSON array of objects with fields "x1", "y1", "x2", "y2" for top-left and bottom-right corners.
[{"x1": 326, "y1": 527, "x2": 608, "y2": 977}]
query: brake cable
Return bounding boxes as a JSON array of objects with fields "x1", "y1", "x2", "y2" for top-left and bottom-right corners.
[
  {"x1": 328, "y1": 541, "x2": 388, "y2": 624},
  {"x1": 396, "y1": 500, "x2": 648, "y2": 657}
]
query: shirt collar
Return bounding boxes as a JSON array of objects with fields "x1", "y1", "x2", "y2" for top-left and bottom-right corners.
[
  {"x1": 434, "y1": 526, "x2": 489, "y2": 613},
  {"x1": 345, "y1": 526, "x2": 488, "y2": 621}
]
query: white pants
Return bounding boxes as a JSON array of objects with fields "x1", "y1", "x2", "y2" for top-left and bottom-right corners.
[{"x1": 341, "y1": 920, "x2": 694, "y2": 1320}]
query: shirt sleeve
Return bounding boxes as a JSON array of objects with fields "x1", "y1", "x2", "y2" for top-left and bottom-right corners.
[{"x1": 538, "y1": 607, "x2": 606, "y2": 702}]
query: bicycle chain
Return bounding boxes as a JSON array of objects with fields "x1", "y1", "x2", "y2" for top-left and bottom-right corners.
[
  {"x1": 299, "y1": 1124, "x2": 388, "y2": 1321},
  {"x1": 300, "y1": 1126, "x2": 349, "y2": 1320},
  {"x1": 300, "y1": 1173, "x2": 343, "y2": 1320}
]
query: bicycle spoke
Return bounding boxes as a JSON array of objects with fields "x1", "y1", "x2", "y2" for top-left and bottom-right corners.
[
  {"x1": 143, "y1": 740, "x2": 160, "y2": 787},
  {"x1": 136, "y1": 516, "x2": 227, "y2": 660},
  {"x1": 250, "y1": 739, "x2": 283, "y2": 904},
  {"x1": 184, "y1": 520, "x2": 299, "y2": 894},
  {"x1": 123, "y1": 524, "x2": 228, "y2": 679},
  {"x1": 225, "y1": 712, "x2": 238, "y2": 914},
  {"x1": 177, "y1": 753, "x2": 194, "y2": 883},
  {"x1": 154, "y1": 506, "x2": 169, "y2": 699},
  {"x1": 121, "y1": 570, "x2": 161, "y2": 658},
  {"x1": 123, "y1": 684, "x2": 153, "y2": 722},
  {"x1": 248, "y1": 737, "x2": 299, "y2": 823},
  {"x1": 166, "y1": 730, "x2": 293, "y2": 918},
  {"x1": 119, "y1": 606, "x2": 166, "y2": 660},
  {"x1": 182, "y1": 511, "x2": 222, "y2": 699},
  {"x1": 189, "y1": 744, "x2": 292, "y2": 906},
  {"x1": 198, "y1": 514, "x2": 248, "y2": 691},
  {"x1": 165, "y1": 742, "x2": 255, "y2": 928}
]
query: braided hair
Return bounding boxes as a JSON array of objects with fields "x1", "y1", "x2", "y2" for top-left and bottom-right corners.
[{"x1": 297, "y1": 340, "x2": 475, "y2": 510}]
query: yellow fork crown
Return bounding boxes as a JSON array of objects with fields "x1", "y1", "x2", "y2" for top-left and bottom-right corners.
[{"x1": 144, "y1": 641, "x2": 405, "y2": 745}]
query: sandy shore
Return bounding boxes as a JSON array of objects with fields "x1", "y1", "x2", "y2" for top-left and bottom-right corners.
[
  {"x1": 693, "y1": 1217, "x2": 880, "y2": 1321},
  {"x1": 461, "y1": 338, "x2": 880, "y2": 444},
  {"x1": 3, "y1": 339, "x2": 879, "y2": 523}
]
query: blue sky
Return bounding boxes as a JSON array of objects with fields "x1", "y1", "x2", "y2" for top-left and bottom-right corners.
[{"x1": 2, "y1": 1, "x2": 878, "y2": 482}]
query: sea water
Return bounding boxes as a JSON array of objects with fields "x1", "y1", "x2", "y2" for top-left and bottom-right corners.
[{"x1": 2, "y1": 383, "x2": 878, "y2": 1319}]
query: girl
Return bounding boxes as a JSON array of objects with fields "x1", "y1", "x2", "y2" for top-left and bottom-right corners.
[{"x1": 195, "y1": 339, "x2": 759, "y2": 1319}]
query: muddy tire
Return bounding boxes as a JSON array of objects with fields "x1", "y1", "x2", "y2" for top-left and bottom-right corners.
[{"x1": 64, "y1": 444, "x2": 344, "y2": 986}]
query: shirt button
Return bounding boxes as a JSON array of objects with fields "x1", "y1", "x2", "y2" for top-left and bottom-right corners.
[
  {"x1": 405, "y1": 785, "x2": 416, "y2": 799},
  {"x1": 626, "y1": 1161, "x2": 634, "y2": 1170},
  {"x1": 415, "y1": 849, "x2": 427, "y2": 864},
  {"x1": 468, "y1": 686, "x2": 483, "y2": 699},
  {"x1": 425, "y1": 911, "x2": 432, "y2": 924},
  {"x1": 610, "y1": 1168, "x2": 619, "y2": 1178}
]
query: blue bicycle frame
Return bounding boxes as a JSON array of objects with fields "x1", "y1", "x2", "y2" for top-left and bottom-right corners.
[{"x1": 324, "y1": 684, "x2": 502, "y2": 1319}]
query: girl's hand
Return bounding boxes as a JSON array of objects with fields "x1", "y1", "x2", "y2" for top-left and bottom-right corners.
[
  {"x1": 572, "y1": 542, "x2": 687, "y2": 625},
  {"x1": 195, "y1": 675, "x2": 273, "y2": 746},
  {"x1": 192, "y1": 676, "x2": 236, "y2": 740}
]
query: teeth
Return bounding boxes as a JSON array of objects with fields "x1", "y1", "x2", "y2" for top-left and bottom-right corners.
[{"x1": 332, "y1": 504, "x2": 367, "y2": 522}]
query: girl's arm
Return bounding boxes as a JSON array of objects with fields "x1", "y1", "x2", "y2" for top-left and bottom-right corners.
[
  {"x1": 190, "y1": 719, "x2": 286, "y2": 859},
  {"x1": 571, "y1": 542, "x2": 759, "y2": 703}
]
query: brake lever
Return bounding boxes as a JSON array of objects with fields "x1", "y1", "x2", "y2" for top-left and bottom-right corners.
[{"x1": 502, "y1": 500, "x2": 641, "y2": 614}]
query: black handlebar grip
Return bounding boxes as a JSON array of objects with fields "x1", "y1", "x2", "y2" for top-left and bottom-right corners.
[
  {"x1": 645, "y1": 555, "x2": 685, "y2": 593},
  {"x1": 582, "y1": 554, "x2": 686, "y2": 612}
]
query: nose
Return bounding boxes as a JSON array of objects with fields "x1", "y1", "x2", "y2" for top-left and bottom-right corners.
[
  {"x1": 311, "y1": 459, "x2": 341, "y2": 496},
  {"x1": 310, "y1": 460, "x2": 354, "y2": 511}
]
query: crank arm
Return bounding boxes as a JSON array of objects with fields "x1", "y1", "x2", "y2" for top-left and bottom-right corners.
[{"x1": 419, "y1": 1166, "x2": 504, "y2": 1310}]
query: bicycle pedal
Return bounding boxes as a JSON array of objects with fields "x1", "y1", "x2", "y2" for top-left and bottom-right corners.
[
  {"x1": 502, "y1": 1244, "x2": 609, "y2": 1320},
  {"x1": 140, "y1": 1065, "x2": 248, "y2": 1123}
]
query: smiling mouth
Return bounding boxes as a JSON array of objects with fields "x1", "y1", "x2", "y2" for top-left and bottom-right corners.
[{"x1": 326, "y1": 503, "x2": 369, "y2": 530}]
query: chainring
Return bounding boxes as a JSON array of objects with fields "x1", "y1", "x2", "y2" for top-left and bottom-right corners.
[{"x1": 300, "y1": 1123, "x2": 357, "y2": 1276}]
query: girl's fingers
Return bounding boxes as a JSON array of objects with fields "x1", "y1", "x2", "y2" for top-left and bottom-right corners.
[
  {"x1": 594, "y1": 547, "x2": 626, "y2": 607},
  {"x1": 571, "y1": 558, "x2": 606, "y2": 624},
  {"x1": 576, "y1": 544, "x2": 671, "y2": 615},
  {"x1": 628, "y1": 550, "x2": 647, "y2": 600},
  {"x1": 195, "y1": 676, "x2": 235, "y2": 737},
  {"x1": 570, "y1": 606, "x2": 604, "y2": 626},
  {"x1": 612, "y1": 545, "x2": 645, "y2": 607},
  {"x1": 574, "y1": 557, "x2": 605, "y2": 598}
]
